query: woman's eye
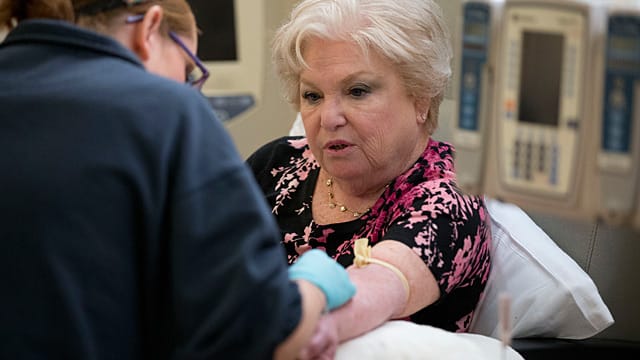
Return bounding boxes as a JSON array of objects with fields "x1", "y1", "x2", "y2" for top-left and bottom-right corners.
[
  {"x1": 349, "y1": 86, "x2": 370, "y2": 98},
  {"x1": 302, "y1": 91, "x2": 321, "y2": 103}
]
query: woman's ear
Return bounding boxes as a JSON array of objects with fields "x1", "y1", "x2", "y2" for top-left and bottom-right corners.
[
  {"x1": 415, "y1": 98, "x2": 431, "y2": 124},
  {"x1": 130, "y1": 5, "x2": 164, "y2": 62}
]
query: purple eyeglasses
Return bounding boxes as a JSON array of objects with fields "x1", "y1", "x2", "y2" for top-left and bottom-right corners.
[{"x1": 126, "y1": 14, "x2": 210, "y2": 90}]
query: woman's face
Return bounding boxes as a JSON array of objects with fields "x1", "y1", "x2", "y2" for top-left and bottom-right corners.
[{"x1": 299, "y1": 38, "x2": 430, "y2": 186}]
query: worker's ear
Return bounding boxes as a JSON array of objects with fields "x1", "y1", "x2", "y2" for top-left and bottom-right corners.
[
  {"x1": 6, "y1": 17, "x2": 18, "y2": 30},
  {"x1": 130, "y1": 5, "x2": 164, "y2": 62}
]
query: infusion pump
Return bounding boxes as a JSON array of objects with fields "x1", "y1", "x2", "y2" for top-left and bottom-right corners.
[
  {"x1": 488, "y1": 0, "x2": 599, "y2": 219},
  {"x1": 453, "y1": 0, "x2": 504, "y2": 195},
  {"x1": 596, "y1": 0, "x2": 640, "y2": 225},
  {"x1": 453, "y1": 0, "x2": 640, "y2": 226}
]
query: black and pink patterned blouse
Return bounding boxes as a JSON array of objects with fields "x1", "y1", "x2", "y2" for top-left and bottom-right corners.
[{"x1": 247, "y1": 136, "x2": 491, "y2": 332}]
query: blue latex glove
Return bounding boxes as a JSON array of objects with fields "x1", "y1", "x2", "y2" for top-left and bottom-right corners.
[{"x1": 288, "y1": 249, "x2": 356, "y2": 310}]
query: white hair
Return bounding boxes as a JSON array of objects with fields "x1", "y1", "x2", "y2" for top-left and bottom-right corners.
[{"x1": 272, "y1": 0, "x2": 453, "y2": 132}]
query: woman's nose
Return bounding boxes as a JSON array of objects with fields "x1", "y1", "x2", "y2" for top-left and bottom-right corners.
[{"x1": 319, "y1": 97, "x2": 347, "y2": 130}]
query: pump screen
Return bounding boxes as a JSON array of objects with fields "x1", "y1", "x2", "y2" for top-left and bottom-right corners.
[{"x1": 518, "y1": 31, "x2": 564, "y2": 126}]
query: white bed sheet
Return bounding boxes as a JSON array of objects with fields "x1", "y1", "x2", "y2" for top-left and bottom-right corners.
[{"x1": 336, "y1": 320, "x2": 524, "y2": 360}]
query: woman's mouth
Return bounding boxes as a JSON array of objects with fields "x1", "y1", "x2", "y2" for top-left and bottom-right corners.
[
  {"x1": 329, "y1": 144, "x2": 349, "y2": 150},
  {"x1": 324, "y1": 141, "x2": 352, "y2": 152}
]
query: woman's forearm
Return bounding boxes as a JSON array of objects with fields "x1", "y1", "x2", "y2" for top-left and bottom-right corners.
[
  {"x1": 331, "y1": 240, "x2": 441, "y2": 342},
  {"x1": 329, "y1": 264, "x2": 407, "y2": 342}
]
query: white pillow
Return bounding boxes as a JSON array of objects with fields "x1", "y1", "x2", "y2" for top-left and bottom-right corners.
[
  {"x1": 470, "y1": 198, "x2": 614, "y2": 339},
  {"x1": 289, "y1": 113, "x2": 305, "y2": 136},
  {"x1": 336, "y1": 320, "x2": 525, "y2": 360}
]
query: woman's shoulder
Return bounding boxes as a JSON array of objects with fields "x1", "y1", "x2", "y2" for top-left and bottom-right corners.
[
  {"x1": 394, "y1": 139, "x2": 485, "y2": 219},
  {"x1": 255, "y1": 135, "x2": 308, "y2": 152},
  {"x1": 247, "y1": 136, "x2": 309, "y2": 167},
  {"x1": 422, "y1": 139, "x2": 456, "y2": 176},
  {"x1": 398, "y1": 138, "x2": 456, "y2": 189},
  {"x1": 414, "y1": 182, "x2": 487, "y2": 230},
  {"x1": 245, "y1": 136, "x2": 315, "y2": 184}
]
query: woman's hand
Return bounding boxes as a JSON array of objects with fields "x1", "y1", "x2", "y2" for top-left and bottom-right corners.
[{"x1": 297, "y1": 314, "x2": 339, "y2": 360}]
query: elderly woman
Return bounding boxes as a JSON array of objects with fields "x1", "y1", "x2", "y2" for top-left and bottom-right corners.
[{"x1": 247, "y1": 0, "x2": 492, "y2": 356}]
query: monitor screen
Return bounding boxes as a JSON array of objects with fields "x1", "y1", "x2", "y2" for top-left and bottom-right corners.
[
  {"x1": 518, "y1": 31, "x2": 564, "y2": 126},
  {"x1": 189, "y1": 0, "x2": 237, "y2": 61},
  {"x1": 184, "y1": 0, "x2": 265, "y2": 105}
]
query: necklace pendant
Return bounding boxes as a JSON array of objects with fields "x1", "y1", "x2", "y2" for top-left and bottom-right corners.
[{"x1": 326, "y1": 177, "x2": 370, "y2": 218}]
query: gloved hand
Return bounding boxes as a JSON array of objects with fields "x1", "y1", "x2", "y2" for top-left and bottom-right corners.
[{"x1": 288, "y1": 249, "x2": 356, "y2": 311}]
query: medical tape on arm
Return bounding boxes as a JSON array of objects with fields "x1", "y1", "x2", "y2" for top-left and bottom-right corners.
[{"x1": 353, "y1": 238, "x2": 411, "y2": 303}]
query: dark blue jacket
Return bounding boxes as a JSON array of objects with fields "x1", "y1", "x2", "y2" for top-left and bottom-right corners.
[{"x1": 0, "y1": 19, "x2": 299, "y2": 360}]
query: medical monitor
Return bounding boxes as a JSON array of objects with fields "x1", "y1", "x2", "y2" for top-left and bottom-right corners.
[
  {"x1": 189, "y1": 0, "x2": 265, "y2": 122},
  {"x1": 192, "y1": 1, "x2": 236, "y2": 61},
  {"x1": 187, "y1": 0, "x2": 298, "y2": 158}
]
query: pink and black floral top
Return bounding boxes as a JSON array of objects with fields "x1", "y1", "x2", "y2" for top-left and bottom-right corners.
[{"x1": 247, "y1": 136, "x2": 491, "y2": 332}]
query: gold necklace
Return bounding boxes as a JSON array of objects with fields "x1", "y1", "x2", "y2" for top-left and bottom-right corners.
[{"x1": 326, "y1": 178, "x2": 371, "y2": 218}]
